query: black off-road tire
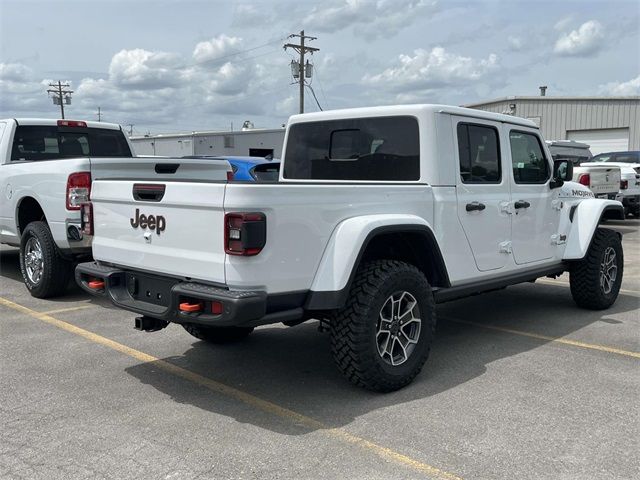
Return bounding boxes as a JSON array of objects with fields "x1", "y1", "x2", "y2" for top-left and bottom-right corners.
[
  {"x1": 19, "y1": 221, "x2": 72, "y2": 298},
  {"x1": 182, "y1": 324, "x2": 254, "y2": 344},
  {"x1": 570, "y1": 228, "x2": 623, "y2": 310},
  {"x1": 330, "y1": 260, "x2": 436, "y2": 392}
]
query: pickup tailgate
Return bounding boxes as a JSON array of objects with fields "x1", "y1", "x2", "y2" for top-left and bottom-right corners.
[
  {"x1": 89, "y1": 157, "x2": 230, "y2": 283},
  {"x1": 576, "y1": 165, "x2": 621, "y2": 196}
]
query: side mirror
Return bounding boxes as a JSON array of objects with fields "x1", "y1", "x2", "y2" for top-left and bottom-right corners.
[{"x1": 550, "y1": 159, "x2": 573, "y2": 189}]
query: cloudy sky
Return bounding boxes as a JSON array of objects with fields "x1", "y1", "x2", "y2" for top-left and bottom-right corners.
[{"x1": 1, "y1": 0, "x2": 638, "y2": 135}]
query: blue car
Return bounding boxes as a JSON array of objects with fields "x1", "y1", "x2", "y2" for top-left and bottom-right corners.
[{"x1": 182, "y1": 155, "x2": 280, "y2": 181}]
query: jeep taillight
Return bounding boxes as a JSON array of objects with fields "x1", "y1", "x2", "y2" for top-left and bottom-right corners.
[
  {"x1": 620, "y1": 179, "x2": 628, "y2": 190},
  {"x1": 578, "y1": 173, "x2": 590, "y2": 187},
  {"x1": 224, "y1": 212, "x2": 266, "y2": 256},
  {"x1": 67, "y1": 172, "x2": 91, "y2": 210},
  {"x1": 80, "y1": 202, "x2": 93, "y2": 235}
]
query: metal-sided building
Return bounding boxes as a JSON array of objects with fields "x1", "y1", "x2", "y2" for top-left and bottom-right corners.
[
  {"x1": 464, "y1": 96, "x2": 640, "y2": 154},
  {"x1": 130, "y1": 128, "x2": 286, "y2": 158}
]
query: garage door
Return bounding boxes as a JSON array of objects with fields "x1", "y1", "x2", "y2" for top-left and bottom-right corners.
[{"x1": 566, "y1": 128, "x2": 629, "y2": 155}]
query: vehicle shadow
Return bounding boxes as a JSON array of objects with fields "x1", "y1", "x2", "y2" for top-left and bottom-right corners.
[
  {"x1": 0, "y1": 246, "x2": 116, "y2": 308},
  {"x1": 124, "y1": 284, "x2": 638, "y2": 436}
]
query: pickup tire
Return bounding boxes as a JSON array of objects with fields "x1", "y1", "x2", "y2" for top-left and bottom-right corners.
[
  {"x1": 182, "y1": 324, "x2": 254, "y2": 344},
  {"x1": 570, "y1": 228, "x2": 623, "y2": 310},
  {"x1": 19, "y1": 221, "x2": 72, "y2": 298},
  {"x1": 330, "y1": 260, "x2": 435, "y2": 392}
]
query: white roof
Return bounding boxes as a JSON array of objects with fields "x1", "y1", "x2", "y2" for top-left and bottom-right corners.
[
  {"x1": 288, "y1": 104, "x2": 537, "y2": 128},
  {"x1": 3, "y1": 118, "x2": 121, "y2": 130}
]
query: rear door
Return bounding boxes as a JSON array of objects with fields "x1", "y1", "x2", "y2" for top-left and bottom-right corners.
[
  {"x1": 90, "y1": 157, "x2": 231, "y2": 283},
  {"x1": 507, "y1": 128, "x2": 558, "y2": 264},
  {"x1": 453, "y1": 116, "x2": 511, "y2": 271}
]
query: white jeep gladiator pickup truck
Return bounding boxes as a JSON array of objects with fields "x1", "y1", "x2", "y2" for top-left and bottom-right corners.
[
  {"x1": 76, "y1": 105, "x2": 625, "y2": 392},
  {"x1": 0, "y1": 118, "x2": 231, "y2": 298}
]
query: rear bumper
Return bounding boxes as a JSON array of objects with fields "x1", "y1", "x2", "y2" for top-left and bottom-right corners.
[{"x1": 75, "y1": 261, "x2": 302, "y2": 327}]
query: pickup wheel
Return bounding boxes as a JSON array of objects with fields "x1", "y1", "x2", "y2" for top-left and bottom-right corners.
[
  {"x1": 182, "y1": 324, "x2": 254, "y2": 344},
  {"x1": 19, "y1": 221, "x2": 72, "y2": 298},
  {"x1": 330, "y1": 260, "x2": 435, "y2": 392},
  {"x1": 570, "y1": 228, "x2": 623, "y2": 310}
]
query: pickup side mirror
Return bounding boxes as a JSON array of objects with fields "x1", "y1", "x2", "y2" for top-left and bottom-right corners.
[{"x1": 550, "y1": 159, "x2": 573, "y2": 189}]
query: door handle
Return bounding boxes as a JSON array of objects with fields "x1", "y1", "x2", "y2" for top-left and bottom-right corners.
[
  {"x1": 466, "y1": 202, "x2": 486, "y2": 212},
  {"x1": 514, "y1": 200, "x2": 531, "y2": 209}
]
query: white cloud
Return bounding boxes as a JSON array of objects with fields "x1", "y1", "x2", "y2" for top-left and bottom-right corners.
[
  {"x1": 192, "y1": 34, "x2": 243, "y2": 63},
  {"x1": 363, "y1": 46, "x2": 499, "y2": 95},
  {"x1": 304, "y1": 0, "x2": 438, "y2": 38},
  {"x1": 554, "y1": 20, "x2": 604, "y2": 57},
  {"x1": 507, "y1": 36, "x2": 523, "y2": 52},
  {"x1": 598, "y1": 75, "x2": 640, "y2": 95},
  {"x1": 108, "y1": 49, "x2": 183, "y2": 89}
]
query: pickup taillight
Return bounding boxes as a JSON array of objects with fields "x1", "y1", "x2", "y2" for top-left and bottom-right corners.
[
  {"x1": 578, "y1": 173, "x2": 590, "y2": 187},
  {"x1": 67, "y1": 172, "x2": 91, "y2": 210},
  {"x1": 224, "y1": 212, "x2": 266, "y2": 256},
  {"x1": 620, "y1": 179, "x2": 628, "y2": 190},
  {"x1": 80, "y1": 202, "x2": 93, "y2": 236}
]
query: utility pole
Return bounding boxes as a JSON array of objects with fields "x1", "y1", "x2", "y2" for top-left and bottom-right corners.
[
  {"x1": 284, "y1": 30, "x2": 319, "y2": 114},
  {"x1": 46, "y1": 81, "x2": 73, "y2": 119},
  {"x1": 96, "y1": 107, "x2": 102, "y2": 122}
]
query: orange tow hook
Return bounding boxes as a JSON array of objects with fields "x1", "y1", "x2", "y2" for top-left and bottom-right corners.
[
  {"x1": 179, "y1": 302, "x2": 203, "y2": 313},
  {"x1": 88, "y1": 279, "x2": 105, "y2": 289}
]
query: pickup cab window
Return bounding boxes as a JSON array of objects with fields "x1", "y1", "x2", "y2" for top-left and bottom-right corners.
[
  {"x1": 283, "y1": 116, "x2": 419, "y2": 181},
  {"x1": 10, "y1": 125, "x2": 132, "y2": 161}
]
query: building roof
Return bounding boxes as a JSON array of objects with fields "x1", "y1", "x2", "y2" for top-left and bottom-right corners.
[
  {"x1": 464, "y1": 96, "x2": 640, "y2": 107},
  {"x1": 130, "y1": 127, "x2": 285, "y2": 140}
]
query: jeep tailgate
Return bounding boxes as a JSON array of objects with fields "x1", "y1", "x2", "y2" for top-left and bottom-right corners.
[{"x1": 89, "y1": 157, "x2": 230, "y2": 283}]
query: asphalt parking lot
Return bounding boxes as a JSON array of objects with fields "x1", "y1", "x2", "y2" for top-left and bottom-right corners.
[{"x1": 1, "y1": 220, "x2": 638, "y2": 480}]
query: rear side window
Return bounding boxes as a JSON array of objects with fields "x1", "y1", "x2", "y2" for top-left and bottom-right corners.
[
  {"x1": 283, "y1": 116, "x2": 419, "y2": 181},
  {"x1": 457, "y1": 123, "x2": 501, "y2": 183},
  {"x1": 614, "y1": 152, "x2": 640, "y2": 163},
  {"x1": 509, "y1": 131, "x2": 550, "y2": 184},
  {"x1": 251, "y1": 163, "x2": 280, "y2": 181},
  {"x1": 10, "y1": 125, "x2": 132, "y2": 161}
]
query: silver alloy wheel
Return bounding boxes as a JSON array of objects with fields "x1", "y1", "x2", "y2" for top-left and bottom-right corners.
[
  {"x1": 24, "y1": 237, "x2": 44, "y2": 285},
  {"x1": 600, "y1": 247, "x2": 618, "y2": 295},
  {"x1": 376, "y1": 291, "x2": 421, "y2": 366}
]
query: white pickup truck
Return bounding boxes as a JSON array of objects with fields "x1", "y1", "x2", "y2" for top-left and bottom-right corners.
[
  {"x1": 546, "y1": 140, "x2": 621, "y2": 199},
  {"x1": 0, "y1": 118, "x2": 231, "y2": 298},
  {"x1": 77, "y1": 105, "x2": 625, "y2": 391}
]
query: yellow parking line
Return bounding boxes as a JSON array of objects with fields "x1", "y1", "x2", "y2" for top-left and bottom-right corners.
[
  {"x1": 0, "y1": 296, "x2": 462, "y2": 480},
  {"x1": 445, "y1": 317, "x2": 640, "y2": 359},
  {"x1": 40, "y1": 304, "x2": 95, "y2": 315},
  {"x1": 535, "y1": 279, "x2": 640, "y2": 297}
]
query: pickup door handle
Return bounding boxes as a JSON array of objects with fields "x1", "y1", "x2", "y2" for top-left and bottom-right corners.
[
  {"x1": 514, "y1": 200, "x2": 531, "y2": 209},
  {"x1": 465, "y1": 202, "x2": 486, "y2": 212}
]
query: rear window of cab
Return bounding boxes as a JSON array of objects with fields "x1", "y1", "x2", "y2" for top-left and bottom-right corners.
[
  {"x1": 10, "y1": 125, "x2": 131, "y2": 161},
  {"x1": 283, "y1": 116, "x2": 420, "y2": 181}
]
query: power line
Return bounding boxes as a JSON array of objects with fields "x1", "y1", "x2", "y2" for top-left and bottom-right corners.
[
  {"x1": 305, "y1": 84, "x2": 323, "y2": 111},
  {"x1": 189, "y1": 36, "x2": 287, "y2": 69},
  {"x1": 284, "y1": 30, "x2": 319, "y2": 114}
]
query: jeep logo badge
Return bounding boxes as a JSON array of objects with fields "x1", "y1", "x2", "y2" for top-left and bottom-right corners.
[{"x1": 130, "y1": 208, "x2": 166, "y2": 236}]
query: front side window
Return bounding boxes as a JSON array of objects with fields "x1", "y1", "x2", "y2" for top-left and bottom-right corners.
[
  {"x1": 457, "y1": 123, "x2": 501, "y2": 184},
  {"x1": 283, "y1": 116, "x2": 419, "y2": 181},
  {"x1": 509, "y1": 131, "x2": 550, "y2": 184}
]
